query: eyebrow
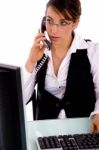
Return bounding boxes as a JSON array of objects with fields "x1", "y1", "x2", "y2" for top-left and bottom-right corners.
[
  {"x1": 46, "y1": 16, "x2": 53, "y2": 19},
  {"x1": 46, "y1": 16, "x2": 68, "y2": 21}
]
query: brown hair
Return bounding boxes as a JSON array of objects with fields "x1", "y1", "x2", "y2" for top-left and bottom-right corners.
[{"x1": 46, "y1": 0, "x2": 81, "y2": 21}]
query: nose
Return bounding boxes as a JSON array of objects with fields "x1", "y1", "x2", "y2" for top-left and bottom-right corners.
[{"x1": 51, "y1": 24, "x2": 58, "y2": 34}]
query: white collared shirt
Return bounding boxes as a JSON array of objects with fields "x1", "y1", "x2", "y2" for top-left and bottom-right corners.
[{"x1": 23, "y1": 33, "x2": 99, "y2": 118}]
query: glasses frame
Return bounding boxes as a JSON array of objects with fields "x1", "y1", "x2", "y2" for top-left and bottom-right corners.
[{"x1": 44, "y1": 16, "x2": 72, "y2": 28}]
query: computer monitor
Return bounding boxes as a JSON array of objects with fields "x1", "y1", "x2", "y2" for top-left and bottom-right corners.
[{"x1": 0, "y1": 63, "x2": 28, "y2": 150}]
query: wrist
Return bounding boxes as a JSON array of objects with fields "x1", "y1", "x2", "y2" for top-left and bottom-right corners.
[{"x1": 25, "y1": 59, "x2": 37, "y2": 73}]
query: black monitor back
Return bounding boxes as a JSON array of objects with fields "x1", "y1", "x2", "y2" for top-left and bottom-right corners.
[{"x1": 0, "y1": 63, "x2": 27, "y2": 150}]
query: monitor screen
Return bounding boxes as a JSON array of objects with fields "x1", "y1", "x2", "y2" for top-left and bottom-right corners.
[{"x1": 0, "y1": 63, "x2": 28, "y2": 150}]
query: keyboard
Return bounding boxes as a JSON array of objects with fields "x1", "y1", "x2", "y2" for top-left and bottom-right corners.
[{"x1": 36, "y1": 133, "x2": 99, "y2": 150}]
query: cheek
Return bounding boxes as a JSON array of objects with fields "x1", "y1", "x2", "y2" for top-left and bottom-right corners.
[
  {"x1": 62, "y1": 27, "x2": 73, "y2": 36},
  {"x1": 60, "y1": 29, "x2": 73, "y2": 42}
]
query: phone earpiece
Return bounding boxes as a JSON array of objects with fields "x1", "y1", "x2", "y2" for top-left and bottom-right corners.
[
  {"x1": 41, "y1": 16, "x2": 46, "y2": 33},
  {"x1": 41, "y1": 16, "x2": 51, "y2": 50}
]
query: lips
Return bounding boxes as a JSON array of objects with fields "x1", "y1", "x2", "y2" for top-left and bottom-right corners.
[{"x1": 50, "y1": 36, "x2": 60, "y2": 42}]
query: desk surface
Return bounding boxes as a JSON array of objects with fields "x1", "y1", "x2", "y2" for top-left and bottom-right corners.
[{"x1": 27, "y1": 117, "x2": 90, "y2": 150}]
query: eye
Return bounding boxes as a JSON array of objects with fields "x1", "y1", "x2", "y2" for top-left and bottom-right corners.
[
  {"x1": 46, "y1": 19, "x2": 53, "y2": 24},
  {"x1": 46, "y1": 17, "x2": 53, "y2": 25},
  {"x1": 60, "y1": 20, "x2": 70, "y2": 26}
]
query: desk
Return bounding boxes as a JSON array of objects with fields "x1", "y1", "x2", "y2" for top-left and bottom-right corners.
[{"x1": 27, "y1": 117, "x2": 90, "y2": 150}]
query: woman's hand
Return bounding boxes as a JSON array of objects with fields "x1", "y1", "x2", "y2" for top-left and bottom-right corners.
[
  {"x1": 90, "y1": 114, "x2": 99, "y2": 133},
  {"x1": 25, "y1": 30, "x2": 46, "y2": 72}
]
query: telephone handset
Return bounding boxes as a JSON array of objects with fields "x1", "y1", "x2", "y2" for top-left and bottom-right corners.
[
  {"x1": 34, "y1": 17, "x2": 51, "y2": 75},
  {"x1": 41, "y1": 16, "x2": 51, "y2": 50}
]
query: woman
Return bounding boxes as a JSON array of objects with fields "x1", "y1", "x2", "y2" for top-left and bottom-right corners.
[{"x1": 24, "y1": 0, "x2": 99, "y2": 132}]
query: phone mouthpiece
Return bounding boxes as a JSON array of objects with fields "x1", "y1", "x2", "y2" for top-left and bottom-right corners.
[{"x1": 44, "y1": 39, "x2": 51, "y2": 50}]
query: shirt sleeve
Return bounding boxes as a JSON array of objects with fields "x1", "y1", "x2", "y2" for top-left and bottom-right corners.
[
  {"x1": 21, "y1": 66, "x2": 36, "y2": 104},
  {"x1": 88, "y1": 43, "x2": 99, "y2": 118}
]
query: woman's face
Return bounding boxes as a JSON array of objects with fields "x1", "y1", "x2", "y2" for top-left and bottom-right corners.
[{"x1": 45, "y1": 6, "x2": 79, "y2": 46}]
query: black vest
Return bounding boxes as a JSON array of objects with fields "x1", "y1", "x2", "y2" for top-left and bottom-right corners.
[{"x1": 33, "y1": 49, "x2": 96, "y2": 120}]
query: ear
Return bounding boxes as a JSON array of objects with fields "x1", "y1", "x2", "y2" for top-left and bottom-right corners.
[{"x1": 72, "y1": 18, "x2": 80, "y2": 30}]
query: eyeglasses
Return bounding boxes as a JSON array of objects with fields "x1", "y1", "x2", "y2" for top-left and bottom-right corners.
[{"x1": 45, "y1": 16, "x2": 72, "y2": 28}]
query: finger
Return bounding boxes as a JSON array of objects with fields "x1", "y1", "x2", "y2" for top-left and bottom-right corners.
[
  {"x1": 40, "y1": 43, "x2": 46, "y2": 50},
  {"x1": 95, "y1": 125, "x2": 99, "y2": 133},
  {"x1": 38, "y1": 28, "x2": 40, "y2": 33},
  {"x1": 34, "y1": 33, "x2": 45, "y2": 40},
  {"x1": 90, "y1": 123, "x2": 95, "y2": 133},
  {"x1": 35, "y1": 37, "x2": 46, "y2": 45}
]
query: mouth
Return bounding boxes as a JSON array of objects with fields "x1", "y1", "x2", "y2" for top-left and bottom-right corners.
[{"x1": 50, "y1": 36, "x2": 60, "y2": 42}]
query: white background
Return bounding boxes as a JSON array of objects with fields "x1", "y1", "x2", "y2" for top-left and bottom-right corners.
[{"x1": 0, "y1": 0, "x2": 99, "y2": 120}]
